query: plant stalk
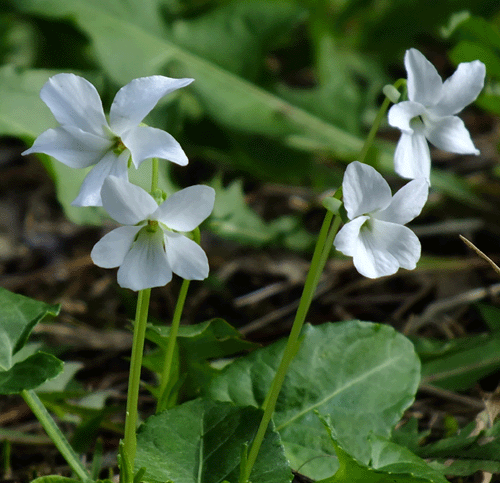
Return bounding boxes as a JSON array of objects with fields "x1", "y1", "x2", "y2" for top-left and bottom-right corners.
[
  {"x1": 242, "y1": 209, "x2": 341, "y2": 482},
  {"x1": 122, "y1": 288, "x2": 151, "y2": 472},
  {"x1": 21, "y1": 389, "x2": 90, "y2": 481},
  {"x1": 156, "y1": 228, "x2": 200, "y2": 413}
]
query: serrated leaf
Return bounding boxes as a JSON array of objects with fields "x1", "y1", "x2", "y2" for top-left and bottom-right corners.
[
  {"x1": 207, "y1": 321, "x2": 420, "y2": 480},
  {"x1": 135, "y1": 398, "x2": 292, "y2": 483}
]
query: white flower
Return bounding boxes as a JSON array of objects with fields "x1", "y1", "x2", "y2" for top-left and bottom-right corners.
[
  {"x1": 388, "y1": 48, "x2": 485, "y2": 181},
  {"x1": 91, "y1": 176, "x2": 215, "y2": 291},
  {"x1": 333, "y1": 161, "x2": 428, "y2": 278},
  {"x1": 23, "y1": 74, "x2": 193, "y2": 206}
]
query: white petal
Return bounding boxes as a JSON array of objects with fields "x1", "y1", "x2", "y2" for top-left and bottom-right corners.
[
  {"x1": 72, "y1": 150, "x2": 130, "y2": 207},
  {"x1": 117, "y1": 229, "x2": 172, "y2": 291},
  {"x1": 165, "y1": 232, "x2": 209, "y2": 280},
  {"x1": 334, "y1": 216, "x2": 369, "y2": 257},
  {"x1": 375, "y1": 179, "x2": 429, "y2": 225},
  {"x1": 91, "y1": 225, "x2": 142, "y2": 268},
  {"x1": 109, "y1": 76, "x2": 194, "y2": 135},
  {"x1": 424, "y1": 116, "x2": 480, "y2": 155},
  {"x1": 393, "y1": 130, "x2": 431, "y2": 181},
  {"x1": 405, "y1": 49, "x2": 443, "y2": 106},
  {"x1": 154, "y1": 185, "x2": 215, "y2": 232},
  {"x1": 342, "y1": 162, "x2": 392, "y2": 219},
  {"x1": 23, "y1": 126, "x2": 112, "y2": 168},
  {"x1": 122, "y1": 126, "x2": 188, "y2": 168},
  {"x1": 100, "y1": 175, "x2": 158, "y2": 224},
  {"x1": 354, "y1": 220, "x2": 421, "y2": 278},
  {"x1": 387, "y1": 101, "x2": 427, "y2": 134},
  {"x1": 40, "y1": 74, "x2": 108, "y2": 136},
  {"x1": 434, "y1": 60, "x2": 486, "y2": 116}
]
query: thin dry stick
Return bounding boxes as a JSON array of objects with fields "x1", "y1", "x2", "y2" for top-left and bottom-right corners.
[{"x1": 460, "y1": 234, "x2": 500, "y2": 277}]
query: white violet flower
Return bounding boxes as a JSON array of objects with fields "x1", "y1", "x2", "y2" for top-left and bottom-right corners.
[
  {"x1": 23, "y1": 73, "x2": 193, "y2": 206},
  {"x1": 388, "y1": 48, "x2": 485, "y2": 181},
  {"x1": 333, "y1": 161, "x2": 428, "y2": 279},
  {"x1": 91, "y1": 176, "x2": 215, "y2": 291}
]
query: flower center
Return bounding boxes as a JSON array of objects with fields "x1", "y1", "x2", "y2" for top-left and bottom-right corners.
[
  {"x1": 146, "y1": 220, "x2": 159, "y2": 233},
  {"x1": 112, "y1": 137, "x2": 127, "y2": 155},
  {"x1": 409, "y1": 116, "x2": 425, "y2": 131}
]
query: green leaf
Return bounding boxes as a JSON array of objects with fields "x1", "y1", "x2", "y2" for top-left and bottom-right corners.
[
  {"x1": 166, "y1": 1, "x2": 305, "y2": 81},
  {"x1": 476, "y1": 303, "x2": 500, "y2": 333},
  {"x1": 0, "y1": 286, "x2": 59, "y2": 360},
  {"x1": 31, "y1": 477, "x2": 112, "y2": 483},
  {"x1": 430, "y1": 459, "x2": 500, "y2": 477},
  {"x1": 208, "y1": 177, "x2": 309, "y2": 247},
  {"x1": 419, "y1": 333, "x2": 500, "y2": 391},
  {"x1": 31, "y1": 477, "x2": 82, "y2": 483},
  {"x1": 135, "y1": 398, "x2": 292, "y2": 483},
  {"x1": 318, "y1": 416, "x2": 447, "y2": 483},
  {"x1": 207, "y1": 321, "x2": 420, "y2": 480},
  {"x1": 0, "y1": 287, "x2": 63, "y2": 393},
  {"x1": 0, "y1": 352, "x2": 64, "y2": 395},
  {"x1": 144, "y1": 318, "x2": 258, "y2": 399}
]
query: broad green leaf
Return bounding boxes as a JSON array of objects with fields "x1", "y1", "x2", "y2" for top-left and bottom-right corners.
[
  {"x1": 0, "y1": 287, "x2": 63, "y2": 393},
  {"x1": 135, "y1": 398, "x2": 292, "y2": 483},
  {"x1": 207, "y1": 321, "x2": 420, "y2": 480},
  {"x1": 318, "y1": 416, "x2": 447, "y2": 483}
]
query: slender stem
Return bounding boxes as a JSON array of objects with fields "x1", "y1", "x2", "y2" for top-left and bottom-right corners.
[
  {"x1": 358, "y1": 78, "x2": 406, "y2": 165},
  {"x1": 21, "y1": 389, "x2": 90, "y2": 481},
  {"x1": 156, "y1": 278, "x2": 191, "y2": 413},
  {"x1": 151, "y1": 158, "x2": 159, "y2": 193},
  {"x1": 122, "y1": 288, "x2": 151, "y2": 470},
  {"x1": 242, "y1": 210, "x2": 341, "y2": 482},
  {"x1": 156, "y1": 228, "x2": 200, "y2": 413}
]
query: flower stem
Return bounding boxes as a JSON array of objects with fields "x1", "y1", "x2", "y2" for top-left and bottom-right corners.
[
  {"x1": 358, "y1": 78, "x2": 406, "y2": 165},
  {"x1": 21, "y1": 389, "x2": 90, "y2": 481},
  {"x1": 156, "y1": 278, "x2": 190, "y2": 413},
  {"x1": 122, "y1": 288, "x2": 151, "y2": 474},
  {"x1": 156, "y1": 229, "x2": 200, "y2": 413},
  {"x1": 151, "y1": 158, "x2": 159, "y2": 193},
  {"x1": 242, "y1": 209, "x2": 341, "y2": 482}
]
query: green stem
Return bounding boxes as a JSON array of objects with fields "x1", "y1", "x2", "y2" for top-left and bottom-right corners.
[
  {"x1": 242, "y1": 210, "x2": 341, "y2": 482},
  {"x1": 151, "y1": 158, "x2": 159, "y2": 193},
  {"x1": 21, "y1": 389, "x2": 90, "y2": 481},
  {"x1": 156, "y1": 278, "x2": 190, "y2": 413},
  {"x1": 156, "y1": 228, "x2": 200, "y2": 414},
  {"x1": 358, "y1": 78, "x2": 406, "y2": 165},
  {"x1": 122, "y1": 288, "x2": 151, "y2": 473}
]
